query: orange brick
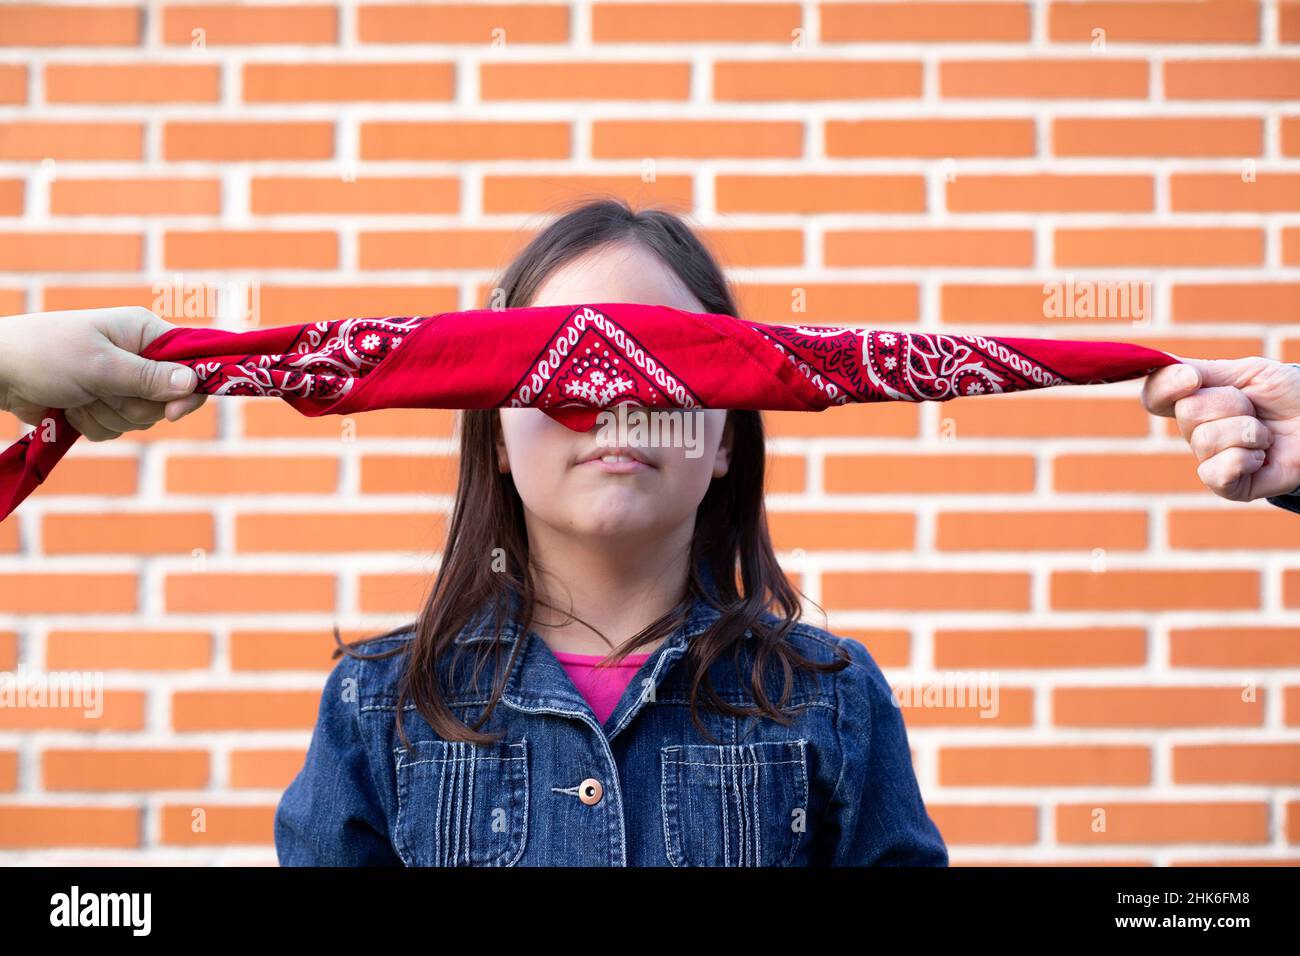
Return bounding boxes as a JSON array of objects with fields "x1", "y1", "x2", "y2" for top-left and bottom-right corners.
[
  {"x1": 1053, "y1": 116, "x2": 1262, "y2": 156},
  {"x1": 1054, "y1": 687, "x2": 1264, "y2": 727},
  {"x1": 765, "y1": 403, "x2": 919, "y2": 439},
  {"x1": 244, "y1": 62, "x2": 454, "y2": 101},
  {"x1": 0, "y1": 5, "x2": 140, "y2": 45},
  {"x1": 362, "y1": 227, "x2": 547, "y2": 269},
  {"x1": 941, "y1": 746, "x2": 1150, "y2": 786},
  {"x1": 826, "y1": 118, "x2": 1037, "y2": 157},
  {"x1": 1277, "y1": 570, "x2": 1300, "y2": 608},
  {"x1": 358, "y1": 573, "x2": 431, "y2": 613},
  {"x1": 943, "y1": 284, "x2": 1132, "y2": 326},
  {"x1": 934, "y1": 627, "x2": 1147, "y2": 669},
  {"x1": 164, "y1": 4, "x2": 335, "y2": 44},
  {"x1": 1172, "y1": 173, "x2": 1300, "y2": 211},
  {"x1": 0, "y1": 807, "x2": 140, "y2": 849},
  {"x1": 230, "y1": 749, "x2": 307, "y2": 789},
  {"x1": 0, "y1": 121, "x2": 142, "y2": 160},
  {"x1": 825, "y1": 454, "x2": 1034, "y2": 493},
  {"x1": 695, "y1": 229, "x2": 805, "y2": 267},
  {"x1": 0, "y1": 630, "x2": 15, "y2": 670},
  {"x1": 766, "y1": 511, "x2": 915, "y2": 551},
  {"x1": 482, "y1": 62, "x2": 690, "y2": 100},
  {"x1": 0, "y1": 691, "x2": 144, "y2": 731},
  {"x1": 948, "y1": 175, "x2": 1153, "y2": 212},
  {"x1": 822, "y1": 2, "x2": 1029, "y2": 41},
  {"x1": 31, "y1": 457, "x2": 138, "y2": 496},
  {"x1": 836, "y1": 629, "x2": 910, "y2": 668},
  {"x1": 713, "y1": 61, "x2": 922, "y2": 100},
  {"x1": 230, "y1": 629, "x2": 369, "y2": 671},
  {"x1": 43, "y1": 750, "x2": 210, "y2": 791},
  {"x1": 1170, "y1": 510, "x2": 1300, "y2": 549},
  {"x1": 1285, "y1": 2, "x2": 1300, "y2": 42},
  {"x1": 257, "y1": 286, "x2": 460, "y2": 326},
  {"x1": 1285, "y1": 228, "x2": 1300, "y2": 265},
  {"x1": 164, "y1": 573, "x2": 336, "y2": 613},
  {"x1": 164, "y1": 121, "x2": 334, "y2": 161},
  {"x1": 1056, "y1": 228, "x2": 1263, "y2": 266},
  {"x1": 172, "y1": 690, "x2": 323, "y2": 731},
  {"x1": 826, "y1": 229, "x2": 1035, "y2": 267},
  {"x1": 936, "y1": 510, "x2": 1147, "y2": 551},
  {"x1": 1056, "y1": 802, "x2": 1269, "y2": 844},
  {"x1": 235, "y1": 512, "x2": 446, "y2": 553},
  {"x1": 50, "y1": 178, "x2": 221, "y2": 216},
  {"x1": 717, "y1": 175, "x2": 925, "y2": 213},
  {"x1": 1173, "y1": 745, "x2": 1300, "y2": 785},
  {"x1": 928, "y1": 805, "x2": 1039, "y2": 845},
  {"x1": 591, "y1": 3, "x2": 800, "y2": 42},
  {"x1": 1285, "y1": 116, "x2": 1300, "y2": 156},
  {"x1": 241, "y1": 403, "x2": 454, "y2": 439},
  {"x1": 251, "y1": 176, "x2": 459, "y2": 215},
  {"x1": 764, "y1": 454, "x2": 806, "y2": 494},
  {"x1": 42, "y1": 512, "x2": 213, "y2": 555},
  {"x1": 897, "y1": 688, "x2": 1035, "y2": 727},
  {"x1": 46, "y1": 630, "x2": 211, "y2": 671},
  {"x1": 1173, "y1": 283, "x2": 1300, "y2": 323},
  {"x1": 0, "y1": 573, "x2": 136, "y2": 613},
  {"x1": 167, "y1": 455, "x2": 340, "y2": 494},
  {"x1": 822, "y1": 571, "x2": 1031, "y2": 611},
  {"x1": 0, "y1": 232, "x2": 141, "y2": 271},
  {"x1": 0, "y1": 65, "x2": 24, "y2": 104},
  {"x1": 362, "y1": 121, "x2": 570, "y2": 160},
  {"x1": 943, "y1": 397, "x2": 1150, "y2": 438},
  {"x1": 592, "y1": 120, "x2": 803, "y2": 158},
  {"x1": 1051, "y1": 569, "x2": 1258, "y2": 611},
  {"x1": 159, "y1": 804, "x2": 275, "y2": 845},
  {"x1": 735, "y1": 282, "x2": 919, "y2": 324},
  {"x1": 165, "y1": 230, "x2": 337, "y2": 270},
  {"x1": 359, "y1": 454, "x2": 459, "y2": 495},
  {"x1": 483, "y1": 175, "x2": 693, "y2": 214},
  {"x1": 45, "y1": 64, "x2": 220, "y2": 103},
  {"x1": 1170, "y1": 627, "x2": 1300, "y2": 668},
  {"x1": 359, "y1": 3, "x2": 569, "y2": 44},
  {"x1": 1052, "y1": 454, "x2": 1212, "y2": 493},
  {"x1": 0, "y1": 751, "x2": 15, "y2": 791},
  {"x1": 1166, "y1": 59, "x2": 1300, "y2": 99},
  {"x1": 1049, "y1": 1, "x2": 1259, "y2": 43},
  {"x1": 941, "y1": 59, "x2": 1148, "y2": 98}
]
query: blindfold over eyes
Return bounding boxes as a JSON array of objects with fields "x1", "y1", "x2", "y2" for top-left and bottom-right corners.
[{"x1": 0, "y1": 301, "x2": 1179, "y2": 522}]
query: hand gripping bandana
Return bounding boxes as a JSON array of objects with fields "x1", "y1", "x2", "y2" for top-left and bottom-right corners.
[{"x1": 0, "y1": 301, "x2": 1180, "y2": 521}]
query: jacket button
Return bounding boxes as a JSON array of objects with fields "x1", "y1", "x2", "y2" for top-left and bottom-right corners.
[{"x1": 578, "y1": 777, "x2": 603, "y2": 805}]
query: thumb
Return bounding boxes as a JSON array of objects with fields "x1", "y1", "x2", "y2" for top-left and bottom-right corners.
[
  {"x1": 1172, "y1": 355, "x2": 1254, "y2": 390},
  {"x1": 90, "y1": 348, "x2": 196, "y2": 402}
]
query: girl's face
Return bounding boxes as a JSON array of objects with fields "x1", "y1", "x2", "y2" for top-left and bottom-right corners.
[{"x1": 494, "y1": 241, "x2": 732, "y2": 541}]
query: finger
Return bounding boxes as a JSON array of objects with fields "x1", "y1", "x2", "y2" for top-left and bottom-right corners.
[
  {"x1": 97, "y1": 395, "x2": 168, "y2": 426},
  {"x1": 1177, "y1": 355, "x2": 1268, "y2": 390},
  {"x1": 1187, "y1": 415, "x2": 1273, "y2": 463},
  {"x1": 163, "y1": 392, "x2": 207, "y2": 422},
  {"x1": 64, "y1": 405, "x2": 116, "y2": 442},
  {"x1": 1172, "y1": 386, "x2": 1256, "y2": 443},
  {"x1": 82, "y1": 399, "x2": 146, "y2": 436},
  {"x1": 1197, "y1": 445, "x2": 1267, "y2": 502},
  {"x1": 1142, "y1": 361, "x2": 1202, "y2": 417}
]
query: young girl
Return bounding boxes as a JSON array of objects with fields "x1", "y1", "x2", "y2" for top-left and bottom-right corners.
[{"x1": 273, "y1": 198, "x2": 949, "y2": 867}]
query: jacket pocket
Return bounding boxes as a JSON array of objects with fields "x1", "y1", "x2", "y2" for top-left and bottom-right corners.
[
  {"x1": 393, "y1": 738, "x2": 528, "y2": 867},
  {"x1": 660, "y1": 739, "x2": 808, "y2": 867}
]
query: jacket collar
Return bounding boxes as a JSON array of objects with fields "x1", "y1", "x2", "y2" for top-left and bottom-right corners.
[{"x1": 447, "y1": 561, "x2": 731, "y2": 737}]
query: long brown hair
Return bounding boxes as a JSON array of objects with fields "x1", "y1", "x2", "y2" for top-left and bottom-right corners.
[{"x1": 333, "y1": 197, "x2": 850, "y2": 747}]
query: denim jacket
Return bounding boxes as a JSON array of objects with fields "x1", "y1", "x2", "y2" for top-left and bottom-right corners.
[{"x1": 274, "y1": 582, "x2": 949, "y2": 867}]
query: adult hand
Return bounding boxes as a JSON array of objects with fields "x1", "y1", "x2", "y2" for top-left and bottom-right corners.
[
  {"x1": 0, "y1": 306, "x2": 206, "y2": 441},
  {"x1": 1142, "y1": 356, "x2": 1300, "y2": 501}
]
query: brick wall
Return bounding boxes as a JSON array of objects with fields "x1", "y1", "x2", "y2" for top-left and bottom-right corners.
[{"x1": 1, "y1": 0, "x2": 1298, "y2": 864}]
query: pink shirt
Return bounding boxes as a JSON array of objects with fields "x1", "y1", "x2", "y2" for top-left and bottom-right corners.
[{"x1": 553, "y1": 650, "x2": 653, "y2": 724}]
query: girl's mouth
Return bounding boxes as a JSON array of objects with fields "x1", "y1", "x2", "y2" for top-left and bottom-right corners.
[{"x1": 578, "y1": 453, "x2": 655, "y2": 474}]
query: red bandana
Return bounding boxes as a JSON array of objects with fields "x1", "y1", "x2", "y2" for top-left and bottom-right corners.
[{"x1": 0, "y1": 302, "x2": 1180, "y2": 522}]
